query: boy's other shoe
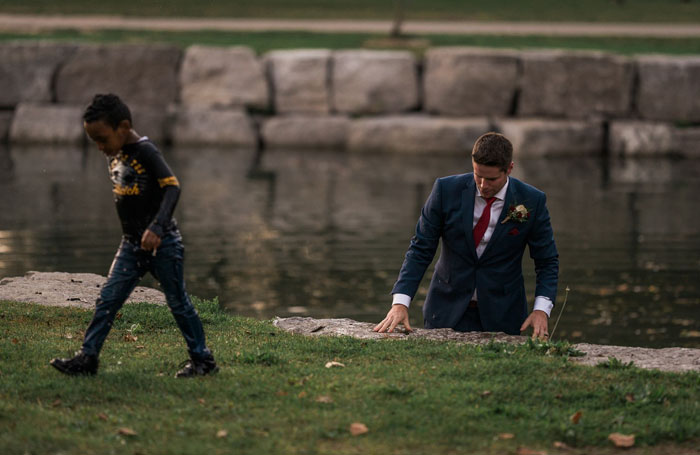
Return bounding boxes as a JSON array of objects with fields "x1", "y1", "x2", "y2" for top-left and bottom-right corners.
[
  {"x1": 50, "y1": 351, "x2": 99, "y2": 376},
  {"x1": 176, "y1": 355, "x2": 219, "y2": 378}
]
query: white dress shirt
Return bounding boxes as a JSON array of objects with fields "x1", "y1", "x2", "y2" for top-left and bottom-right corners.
[{"x1": 392, "y1": 177, "x2": 553, "y2": 317}]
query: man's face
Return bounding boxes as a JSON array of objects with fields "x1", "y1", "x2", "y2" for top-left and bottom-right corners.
[
  {"x1": 472, "y1": 160, "x2": 513, "y2": 198},
  {"x1": 84, "y1": 120, "x2": 128, "y2": 157}
]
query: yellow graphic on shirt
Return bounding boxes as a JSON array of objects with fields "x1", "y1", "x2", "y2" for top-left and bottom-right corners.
[
  {"x1": 131, "y1": 159, "x2": 145, "y2": 175},
  {"x1": 158, "y1": 176, "x2": 180, "y2": 188},
  {"x1": 113, "y1": 183, "x2": 140, "y2": 196}
]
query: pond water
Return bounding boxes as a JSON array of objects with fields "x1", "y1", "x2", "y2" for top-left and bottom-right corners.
[{"x1": 1, "y1": 144, "x2": 699, "y2": 348}]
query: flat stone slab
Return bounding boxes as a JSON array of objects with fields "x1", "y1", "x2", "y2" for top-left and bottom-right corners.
[
  {"x1": 0, "y1": 271, "x2": 165, "y2": 309},
  {"x1": 274, "y1": 316, "x2": 700, "y2": 373}
]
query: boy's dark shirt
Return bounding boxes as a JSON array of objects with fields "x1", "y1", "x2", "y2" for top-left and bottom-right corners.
[{"x1": 108, "y1": 138, "x2": 180, "y2": 242}]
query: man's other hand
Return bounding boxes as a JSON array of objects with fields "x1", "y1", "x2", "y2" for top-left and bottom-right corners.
[
  {"x1": 140, "y1": 229, "x2": 162, "y2": 252},
  {"x1": 520, "y1": 309, "x2": 549, "y2": 340},
  {"x1": 373, "y1": 304, "x2": 412, "y2": 333}
]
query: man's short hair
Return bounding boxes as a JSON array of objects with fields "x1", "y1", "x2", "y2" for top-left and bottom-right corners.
[
  {"x1": 471, "y1": 132, "x2": 513, "y2": 172},
  {"x1": 83, "y1": 94, "x2": 132, "y2": 129}
]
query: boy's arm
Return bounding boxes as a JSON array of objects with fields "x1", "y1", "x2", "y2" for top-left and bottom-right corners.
[
  {"x1": 148, "y1": 184, "x2": 180, "y2": 238},
  {"x1": 142, "y1": 146, "x2": 182, "y2": 240}
]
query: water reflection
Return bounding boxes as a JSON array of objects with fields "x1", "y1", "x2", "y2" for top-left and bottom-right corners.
[{"x1": 1, "y1": 143, "x2": 699, "y2": 348}]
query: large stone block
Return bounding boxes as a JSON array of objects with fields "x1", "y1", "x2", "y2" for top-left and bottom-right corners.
[
  {"x1": 347, "y1": 116, "x2": 491, "y2": 154},
  {"x1": 55, "y1": 44, "x2": 181, "y2": 108},
  {"x1": 9, "y1": 103, "x2": 84, "y2": 145},
  {"x1": 637, "y1": 55, "x2": 700, "y2": 122},
  {"x1": 130, "y1": 105, "x2": 170, "y2": 145},
  {"x1": 265, "y1": 49, "x2": 331, "y2": 114},
  {"x1": 496, "y1": 119, "x2": 603, "y2": 157},
  {"x1": 332, "y1": 50, "x2": 418, "y2": 115},
  {"x1": 179, "y1": 45, "x2": 268, "y2": 110},
  {"x1": 170, "y1": 108, "x2": 257, "y2": 147},
  {"x1": 262, "y1": 115, "x2": 349, "y2": 149},
  {"x1": 674, "y1": 127, "x2": 700, "y2": 158},
  {"x1": 423, "y1": 47, "x2": 519, "y2": 116},
  {"x1": 609, "y1": 120, "x2": 675, "y2": 156},
  {"x1": 0, "y1": 42, "x2": 77, "y2": 108},
  {"x1": 518, "y1": 50, "x2": 633, "y2": 119}
]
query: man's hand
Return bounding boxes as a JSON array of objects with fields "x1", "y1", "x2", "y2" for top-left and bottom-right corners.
[
  {"x1": 373, "y1": 304, "x2": 412, "y2": 333},
  {"x1": 140, "y1": 229, "x2": 162, "y2": 252},
  {"x1": 520, "y1": 309, "x2": 549, "y2": 340}
]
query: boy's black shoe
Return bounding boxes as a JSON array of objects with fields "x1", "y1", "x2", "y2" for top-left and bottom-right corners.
[
  {"x1": 50, "y1": 351, "x2": 99, "y2": 376},
  {"x1": 175, "y1": 356, "x2": 219, "y2": 378}
]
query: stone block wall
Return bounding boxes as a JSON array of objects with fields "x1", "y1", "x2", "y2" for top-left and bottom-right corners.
[
  {"x1": 424, "y1": 47, "x2": 519, "y2": 117},
  {"x1": 1, "y1": 41, "x2": 699, "y2": 157}
]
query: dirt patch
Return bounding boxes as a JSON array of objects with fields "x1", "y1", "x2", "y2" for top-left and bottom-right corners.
[{"x1": 0, "y1": 271, "x2": 166, "y2": 309}]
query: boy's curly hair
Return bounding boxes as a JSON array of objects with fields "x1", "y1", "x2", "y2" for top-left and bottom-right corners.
[{"x1": 83, "y1": 94, "x2": 132, "y2": 129}]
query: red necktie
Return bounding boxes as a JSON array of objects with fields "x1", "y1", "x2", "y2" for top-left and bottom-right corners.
[{"x1": 473, "y1": 197, "x2": 496, "y2": 248}]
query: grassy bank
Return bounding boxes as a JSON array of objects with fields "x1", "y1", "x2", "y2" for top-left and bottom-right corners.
[
  {"x1": 1, "y1": 0, "x2": 700, "y2": 23},
  {"x1": 2, "y1": 29, "x2": 700, "y2": 56},
  {"x1": 0, "y1": 299, "x2": 698, "y2": 454}
]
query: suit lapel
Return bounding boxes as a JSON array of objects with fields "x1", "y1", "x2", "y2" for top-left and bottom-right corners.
[
  {"x1": 479, "y1": 180, "x2": 515, "y2": 260},
  {"x1": 461, "y1": 176, "x2": 478, "y2": 259}
]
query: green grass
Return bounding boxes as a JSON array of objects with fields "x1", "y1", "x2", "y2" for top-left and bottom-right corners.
[
  {"x1": 1, "y1": 299, "x2": 699, "y2": 454},
  {"x1": 2, "y1": 29, "x2": 700, "y2": 56},
  {"x1": 1, "y1": 0, "x2": 700, "y2": 23}
]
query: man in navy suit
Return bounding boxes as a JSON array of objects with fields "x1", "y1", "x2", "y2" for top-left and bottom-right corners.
[{"x1": 374, "y1": 132, "x2": 558, "y2": 338}]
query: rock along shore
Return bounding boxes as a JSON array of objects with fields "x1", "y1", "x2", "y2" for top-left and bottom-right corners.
[
  {"x1": 1, "y1": 42, "x2": 699, "y2": 157},
  {"x1": 1, "y1": 271, "x2": 699, "y2": 373}
]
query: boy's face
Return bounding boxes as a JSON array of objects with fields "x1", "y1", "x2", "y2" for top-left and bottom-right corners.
[{"x1": 84, "y1": 119, "x2": 130, "y2": 157}]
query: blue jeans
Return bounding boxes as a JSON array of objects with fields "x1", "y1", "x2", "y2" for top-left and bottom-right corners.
[{"x1": 82, "y1": 233, "x2": 212, "y2": 360}]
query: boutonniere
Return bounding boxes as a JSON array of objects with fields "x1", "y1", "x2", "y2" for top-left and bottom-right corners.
[{"x1": 501, "y1": 204, "x2": 530, "y2": 224}]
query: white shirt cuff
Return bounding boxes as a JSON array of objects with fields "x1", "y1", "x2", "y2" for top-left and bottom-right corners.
[
  {"x1": 392, "y1": 293, "x2": 412, "y2": 308},
  {"x1": 534, "y1": 296, "x2": 553, "y2": 317}
]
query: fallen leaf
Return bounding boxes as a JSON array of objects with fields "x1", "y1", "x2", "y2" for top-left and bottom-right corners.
[
  {"x1": 198, "y1": 398, "x2": 206, "y2": 404},
  {"x1": 570, "y1": 411, "x2": 582, "y2": 424},
  {"x1": 123, "y1": 334, "x2": 138, "y2": 342},
  {"x1": 497, "y1": 433, "x2": 515, "y2": 440},
  {"x1": 118, "y1": 427, "x2": 137, "y2": 436},
  {"x1": 553, "y1": 441, "x2": 570, "y2": 450},
  {"x1": 625, "y1": 393, "x2": 635, "y2": 403},
  {"x1": 98, "y1": 413, "x2": 108, "y2": 421},
  {"x1": 11, "y1": 338, "x2": 18, "y2": 345},
  {"x1": 136, "y1": 345, "x2": 145, "y2": 349},
  {"x1": 516, "y1": 447, "x2": 547, "y2": 455},
  {"x1": 608, "y1": 433, "x2": 635, "y2": 448},
  {"x1": 297, "y1": 391, "x2": 307, "y2": 399},
  {"x1": 349, "y1": 422, "x2": 369, "y2": 436},
  {"x1": 481, "y1": 390, "x2": 492, "y2": 397},
  {"x1": 65, "y1": 333, "x2": 73, "y2": 339},
  {"x1": 325, "y1": 361, "x2": 345, "y2": 368},
  {"x1": 216, "y1": 429, "x2": 228, "y2": 438},
  {"x1": 52, "y1": 399, "x2": 62, "y2": 407},
  {"x1": 315, "y1": 395, "x2": 333, "y2": 403},
  {"x1": 275, "y1": 390, "x2": 288, "y2": 397}
]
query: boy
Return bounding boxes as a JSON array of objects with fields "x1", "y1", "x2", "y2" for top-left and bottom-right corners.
[{"x1": 50, "y1": 94, "x2": 218, "y2": 378}]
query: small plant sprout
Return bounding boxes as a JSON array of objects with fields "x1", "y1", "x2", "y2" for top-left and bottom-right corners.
[{"x1": 550, "y1": 286, "x2": 570, "y2": 340}]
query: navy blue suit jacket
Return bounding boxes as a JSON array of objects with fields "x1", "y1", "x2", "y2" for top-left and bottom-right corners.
[{"x1": 392, "y1": 173, "x2": 559, "y2": 334}]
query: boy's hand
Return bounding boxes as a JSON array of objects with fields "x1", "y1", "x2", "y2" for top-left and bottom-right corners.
[{"x1": 141, "y1": 229, "x2": 162, "y2": 252}]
